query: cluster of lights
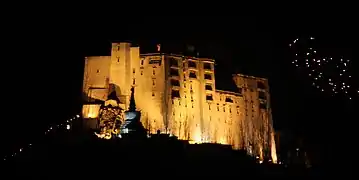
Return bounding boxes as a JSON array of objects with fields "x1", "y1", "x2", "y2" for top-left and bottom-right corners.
[
  {"x1": 289, "y1": 37, "x2": 358, "y2": 100},
  {"x1": 3, "y1": 114, "x2": 81, "y2": 161}
]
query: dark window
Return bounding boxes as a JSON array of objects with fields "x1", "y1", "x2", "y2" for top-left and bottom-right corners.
[
  {"x1": 133, "y1": 79, "x2": 135, "y2": 85},
  {"x1": 170, "y1": 68, "x2": 179, "y2": 76},
  {"x1": 206, "y1": 94, "x2": 213, "y2": 101},
  {"x1": 189, "y1": 72, "x2": 197, "y2": 78},
  {"x1": 153, "y1": 70, "x2": 155, "y2": 75},
  {"x1": 225, "y1": 97, "x2": 233, "y2": 103},
  {"x1": 133, "y1": 68, "x2": 135, "y2": 74},
  {"x1": 188, "y1": 61, "x2": 196, "y2": 68},
  {"x1": 205, "y1": 84, "x2": 213, "y2": 91},
  {"x1": 257, "y1": 81, "x2": 265, "y2": 89},
  {"x1": 141, "y1": 60, "x2": 144, "y2": 65},
  {"x1": 203, "y1": 63, "x2": 211, "y2": 70},
  {"x1": 96, "y1": 69, "x2": 100, "y2": 73},
  {"x1": 259, "y1": 91, "x2": 266, "y2": 100},
  {"x1": 171, "y1": 79, "x2": 180, "y2": 86},
  {"x1": 172, "y1": 90, "x2": 180, "y2": 98},
  {"x1": 260, "y1": 102, "x2": 266, "y2": 109},
  {"x1": 204, "y1": 74, "x2": 212, "y2": 80},
  {"x1": 149, "y1": 59, "x2": 161, "y2": 64},
  {"x1": 170, "y1": 58, "x2": 178, "y2": 67}
]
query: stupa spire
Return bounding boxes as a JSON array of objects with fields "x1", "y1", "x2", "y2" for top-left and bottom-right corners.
[{"x1": 128, "y1": 86, "x2": 136, "y2": 111}]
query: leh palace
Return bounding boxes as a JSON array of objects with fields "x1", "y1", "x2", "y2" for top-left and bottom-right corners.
[{"x1": 82, "y1": 42, "x2": 277, "y2": 161}]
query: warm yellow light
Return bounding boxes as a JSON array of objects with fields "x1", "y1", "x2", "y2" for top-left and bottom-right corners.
[
  {"x1": 87, "y1": 113, "x2": 96, "y2": 118},
  {"x1": 193, "y1": 128, "x2": 202, "y2": 143},
  {"x1": 82, "y1": 104, "x2": 100, "y2": 118},
  {"x1": 270, "y1": 131, "x2": 278, "y2": 164},
  {"x1": 82, "y1": 42, "x2": 278, "y2": 161},
  {"x1": 218, "y1": 137, "x2": 227, "y2": 145}
]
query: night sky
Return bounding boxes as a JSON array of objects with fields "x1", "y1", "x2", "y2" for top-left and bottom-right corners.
[{"x1": 2, "y1": 16, "x2": 358, "y2": 163}]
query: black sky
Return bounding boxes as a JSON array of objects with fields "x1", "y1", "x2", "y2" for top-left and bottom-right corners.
[{"x1": 1, "y1": 16, "x2": 358, "y2": 162}]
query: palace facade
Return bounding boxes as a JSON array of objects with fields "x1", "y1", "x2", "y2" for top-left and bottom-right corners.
[{"x1": 82, "y1": 42, "x2": 277, "y2": 162}]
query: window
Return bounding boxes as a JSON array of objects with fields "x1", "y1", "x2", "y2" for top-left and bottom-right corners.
[
  {"x1": 96, "y1": 69, "x2": 100, "y2": 73},
  {"x1": 259, "y1": 91, "x2": 266, "y2": 100},
  {"x1": 170, "y1": 68, "x2": 179, "y2": 76},
  {"x1": 203, "y1": 63, "x2": 211, "y2": 70},
  {"x1": 117, "y1": 57, "x2": 120, "y2": 62},
  {"x1": 141, "y1": 60, "x2": 144, "y2": 65},
  {"x1": 170, "y1": 58, "x2": 178, "y2": 67},
  {"x1": 133, "y1": 68, "x2": 135, "y2": 74},
  {"x1": 204, "y1": 74, "x2": 212, "y2": 80},
  {"x1": 188, "y1": 61, "x2": 196, "y2": 68},
  {"x1": 206, "y1": 94, "x2": 213, "y2": 101},
  {"x1": 133, "y1": 79, "x2": 135, "y2": 85},
  {"x1": 152, "y1": 92, "x2": 155, "y2": 97},
  {"x1": 189, "y1": 71, "x2": 197, "y2": 79},
  {"x1": 152, "y1": 80, "x2": 155, "y2": 86},
  {"x1": 225, "y1": 97, "x2": 233, "y2": 103},
  {"x1": 205, "y1": 84, "x2": 213, "y2": 91},
  {"x1": 171, "y1": 90, "x2": 180, "y2": 98},
  {"x1": 260, "y1": 102, "x2": 266, "y2": 109},
  {"x1": 257, "y1": 81, "x2": 265, "y2": 89},
  {"x1": 171, "y1": 79, "x2": 180, "y2": 86},
  {"x1": 141, "y1": 71, "x2": 143, "y2": 75},
  {"x1": 153, "y1": 70, "x2": 155, "y2": 75},
  {"x1": 149, "y1": 59, "x2": 161, "y2": 64}
]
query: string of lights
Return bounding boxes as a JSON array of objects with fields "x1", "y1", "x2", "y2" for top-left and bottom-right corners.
[
  {"x1": 3, "y1": 114, "x2": 81, "y2": 161},
  {"x1": 289, "y1": 36, "x2": 358, "y2": 100}
]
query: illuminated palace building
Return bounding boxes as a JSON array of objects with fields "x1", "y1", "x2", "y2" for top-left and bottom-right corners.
[{"x1": 82, "y1": 42, "x2": 277, "y2": 161}]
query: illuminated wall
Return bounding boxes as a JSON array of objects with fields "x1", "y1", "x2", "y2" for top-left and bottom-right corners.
[
  {"x1": 83, "y1": 56, "x2": 111, "y2": 101},
  {"x1": 82, "y1": 42, "x2": 277, "y2": 161}
]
